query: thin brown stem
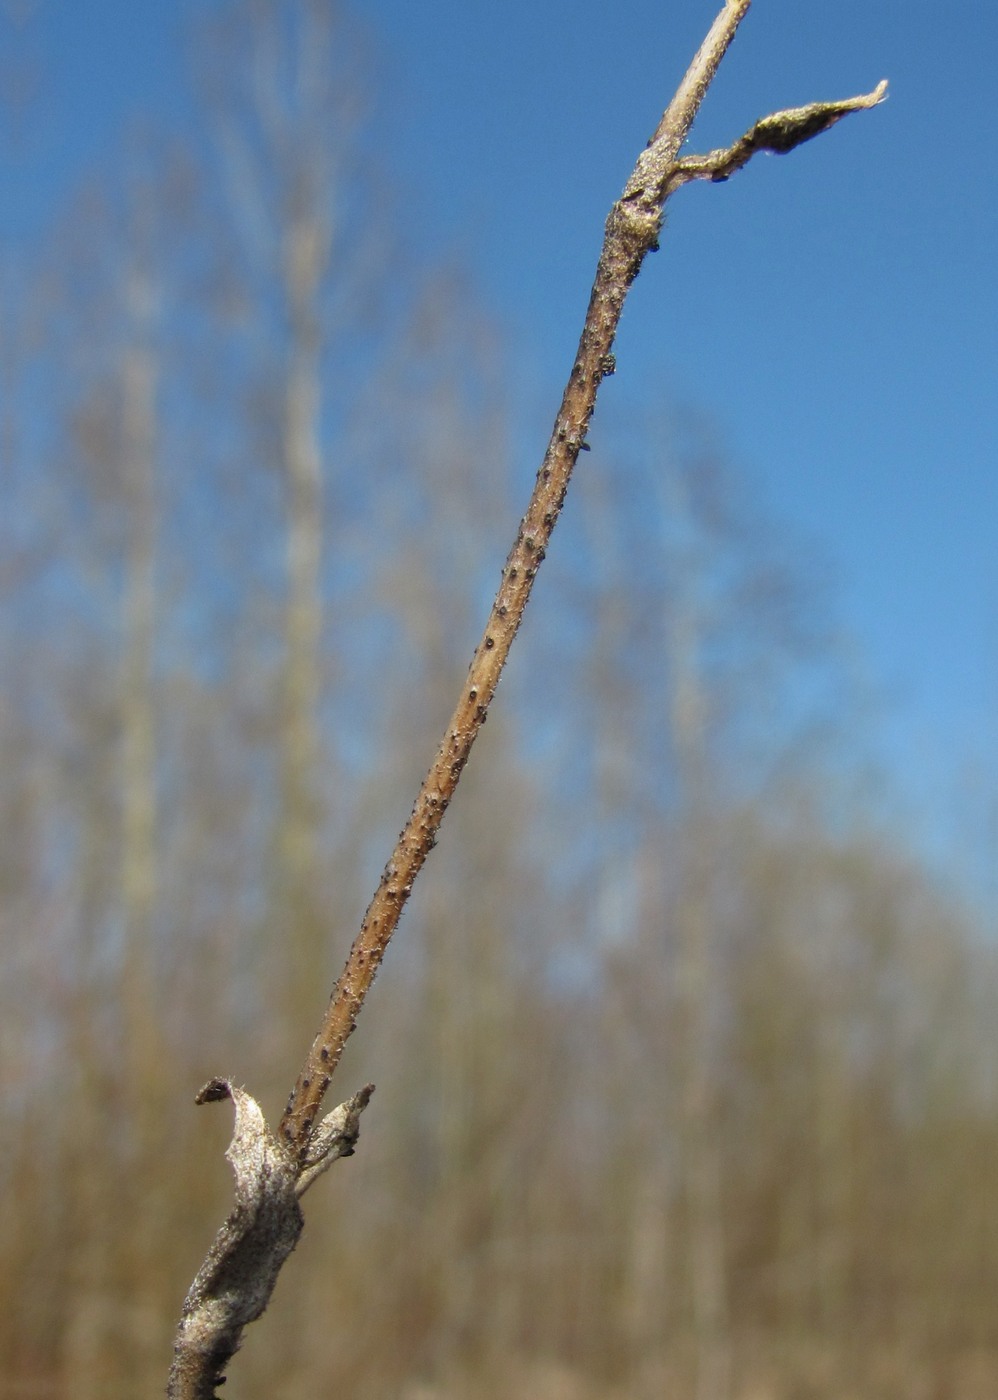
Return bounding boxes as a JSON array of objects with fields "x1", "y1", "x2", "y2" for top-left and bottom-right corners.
[
  {"x1": 647, "y1": 0, "x2": 751, "y2": 155},
  {"x1": 277, "y1": 3, "x2": 884, "y2": 1159},
  {"x1": 171, "y1": 6, "x2": 887, "y2": 1392}
]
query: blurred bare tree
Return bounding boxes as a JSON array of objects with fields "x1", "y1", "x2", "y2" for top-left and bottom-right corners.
[{"x1": 196, "y1": 0, "x2": 388, "y2": 1024}]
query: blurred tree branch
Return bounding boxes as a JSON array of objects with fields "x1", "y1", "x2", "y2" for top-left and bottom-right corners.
[{"x1": 168, "y1": 3, "x2": 886, "y2": 1394}]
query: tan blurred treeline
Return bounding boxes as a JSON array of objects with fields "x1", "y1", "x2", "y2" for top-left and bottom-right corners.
[{"x1": 2, "y1": 3, "x2": 996, "y2": 1397}]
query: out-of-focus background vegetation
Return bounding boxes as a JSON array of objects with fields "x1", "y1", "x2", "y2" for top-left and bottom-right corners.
[{"x1": 2, "y1": 2, "x2": 996, "y2": 1397}]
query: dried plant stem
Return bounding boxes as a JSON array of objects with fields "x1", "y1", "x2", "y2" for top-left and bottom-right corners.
[
  {"x1": 277, "y1": 2, "x2": 885, "y2": 1157},
  {"x1": 170, "y1": 4, "x2": 886, "y2": 1391}
]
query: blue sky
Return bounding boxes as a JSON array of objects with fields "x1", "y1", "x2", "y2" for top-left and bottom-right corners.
[{"x1": 5, "y1": 1, "x2": 997, "y2": 911}]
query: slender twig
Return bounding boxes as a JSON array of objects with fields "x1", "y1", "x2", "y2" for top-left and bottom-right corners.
[
  {"x1": 277, "y1": 7, "x2": 885, "y2": 1158},
  {"x1": 170, "y1": 4, "x2": 886, "y2": 1393}
]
